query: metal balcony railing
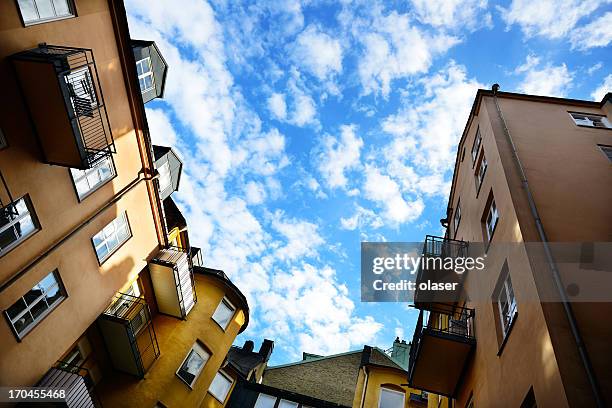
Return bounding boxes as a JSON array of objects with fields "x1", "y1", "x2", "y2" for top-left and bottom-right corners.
[
  {"x1": 408, "y1": 305, "x2": 475, "y2": 379},
  {"x1": 12, "y1": 44, "x2": 115, "y2": 168},
  {"x1": 422, "y1": 235, "x2": 469, "y2": 261}
]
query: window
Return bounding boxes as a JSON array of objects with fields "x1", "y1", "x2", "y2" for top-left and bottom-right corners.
[
  {"x1": 466, "y1": 394, "x2": 474, "y2": 408},
  {"x1": 212, "y1": 297, "x2": 236, "y2": 330},
  {"x1": 208, "y1": 370, "x2": 233, "y2": 402},
  {"x1": 496, "y1": 273, "x2": 517, "y2": 337},
  {"x1": 598, "y1": 145, "x2": 612, "y2": 163},
  {"x1": 17, "y1": 0, "x2": 74, "y2": 26},
  {"x1": 471, "y1": 128, "x2": 482, "y2": 164},
  {"x1": 254, "y1": 394, "x2": 276, "y2": 408},
  {"x1": 484, "y1": 199, "x2": 499, "y2": 241},
  {"x1": 0, "y1": 127, "x2": 7, "y2": 149},
  {"x1": 570, "y1": 112, "x2": 611, "y2": 129},
  {"x1": 475, "y1": 153, "x2": 488, "y2": 191},
  {"x1": 0, "y1": 195, "x2": 39, "y2": 257},
  {"x1": 64, "y1": 67, "x2": 98, "y2": 118},
  {"x1": 176, "y1": 342, "x2": 209, "y2": 388},
  {"x1": 92, "y1": 212, "x2": 131, "y2": 263},
  {"x1": 453, "y1": 202, "x2": 461, "y2": 234},
  {"x1": 379, "y1": 387, "x2": 405, "y2": 408},
  {"x1": 157, "y1": 161, "x2": 172, "y2": 193},
  {"x1": 279, "y1": 400, "x2": 299, "y2": 408},
  {"x1": 70, "y1": 156, "x2": 116, "y2": 200},
  {"x1": 136, "y1": 57, "x2": 155, "y2": 93},
  {"x1": 5, "y1": 270, "x2": 66, "y2": 339}
]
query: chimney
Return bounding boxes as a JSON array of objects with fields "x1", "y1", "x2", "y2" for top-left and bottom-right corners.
[
  {"x1": 391, "y1": 338, "x2": 410, "y2": 371},
  {"x1": 243, "y1": 340, "x2": 254, "y2": 353},
  {"x1": 258, "y1": 339, "x2": 274, "y2": 362}
]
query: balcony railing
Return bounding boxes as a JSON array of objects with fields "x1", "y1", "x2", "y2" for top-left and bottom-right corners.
[
  {"x1": 37, "y1": 362, "x2": 102, "y2": 407},
  {"x1": 408, "y1": 305, "x2": 476, "y2": 397},
  {"x1": 414, "y1": 235, "x2": 468, "y2": 310},
  {"x1": 12, "y1": 44, "x2": 115, "y2": 169},
  {"x1": 98, "y1": 293, "x2": 160, "y2": 378}
]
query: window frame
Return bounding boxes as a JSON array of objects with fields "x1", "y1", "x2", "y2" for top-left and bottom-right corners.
[
  {"x1": 211, "y1": 297, "x2": 236, "y2": 331},
  {"x1": 484, "y1": 199, "x2": 499, "y2": 242},
  {"x1": 16, "y1": 0, "x2": 76, "y2": 27},
  {"x1": 176, "y1": 341, "x2": 210, "y2": 389},
  {"x1": 254, "y1": 393, "x2": 277, "y2": 408},
  {"x1": 568, "y1": 111, "x2": 612, "y2": 129},
  {"x1": 91, "y1": 212, "x2": 132, "y2": 265},
  {"x1": 4, "y1": 270, "x2": 67, "y2": 341},
  {"x1": 136, "y1": 57, "x2": 156, "y2": 93},
  {"x1": 0, "y1": 195, "x2": 41, "y2": 258},
  {"x1": 475, "y1": 150, "x2": 488, "y2": 195},
  {"x1": 208, "y1": 370, "x2": 234, "y2": 403},
  {"x1": 453, "y1": 201, "x2": 461, "y2": 238},
  {"x1": 496, "y1": 273, "x2": 517, "y2": 337},
  {"x1": 69, "y1": 155, "x2": 117, "y2": 201},
  {"x1": 471, "y1": 127, "x2": 482, "y2": 166},
  {"x1": 378, "y1": 387, "x2": 406, "y2": 408}
]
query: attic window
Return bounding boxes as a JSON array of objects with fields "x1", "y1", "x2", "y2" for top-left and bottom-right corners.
[
  {"x1": 136, "y1": 57, "x2": 155, "y2": 93},
  {"x1": 570, "y1": 112, "x2": 611, "y2": 129}
]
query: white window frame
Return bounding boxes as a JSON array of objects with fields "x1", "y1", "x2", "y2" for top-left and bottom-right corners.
[
  {"x1": 485, "y1": 200, "x2": 499, "y2": 241},
  {"x1": 378, "y1": 387, "x2": 405, "y2": 408},
  {"x1": 569, "y1": 112, "x2": 611, "y2": 129},
  {"x1": 0, "y1": 195, "x2": 39, "y2": 257},
  {"x1": 136, "y1": 57, "x2": 155, "y2": 93},
  {"x1": 208, "y1": 370, "x2": 233, "y2": 403},
  {"x1": 17, "y1": 0, "x2": 75, "y2": 26},
  {"x1": 176, "y1": 341, "x2": 210, "y2": 388},
  {"x1": 69, "y1": 156, "x2": 116, "y2": 200},
  {"x1": 5, "y1": 270, "x2": 66, "y2": 339},
  {"x1": 476, "y1": 153, "x2": 488, "y2": 190},
  {"x1": 471, "y1": 128, "x2": 482, "y2": 164},
  {"x1": 92, "y1": 212, "x2": 131, "y2": 264},
  {"x1": 453, "y1": 201, "x2": 461, "y2": 235},
  {"x1": 211, "y1": 297, "x2": 236, "y2": 330},
  {"x1": 254, "y1": 394, "x2": 277, "y2": 408},
  {"x1": 496, "y1": 273, "x2": 517, "y2": 336},
  {"x1": 0, "y1": 127, "x2": 7, "y2": 149}
]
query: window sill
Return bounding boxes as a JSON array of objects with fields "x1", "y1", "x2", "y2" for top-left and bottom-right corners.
[
  {"x1": 497, "y1": 312, "x2": 518, "y2": 356},
  {"x1": 23, "y1": 14, "x2": 75, "y2": 27}
]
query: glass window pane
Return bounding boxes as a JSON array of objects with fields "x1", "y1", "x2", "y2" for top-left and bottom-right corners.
[
  {"x1": 35, "y1": 0, "x2": 56, "y2": 19},
  {"x1": 208, "y1": 372, "x2": 232, "y2": 402},
  {"x1": 177, "y1": 345, "x2": 209, "y2": 386},
  {"x1": 18, "y1": 0, "x2": 38, "y2": 22},
  {"x1": 254, "y1": 394, "x2": 276, "y2": 408},
  {"x1": 379, "y1": 388, "x2": 405, "y2": 408},
  {"x1": 0, "y1": 227, "x2": 19, "y2": 250},
  {"x1": 45, "y1": 284, "x2": 62, "y2": 306},
  {"x1": 279, "y1": 400, "x2": 298, "y2": 408},
  {"x1": 39, "y1": 272, "x2": 57, "y2": 291},
  {"x1": 6, "y1": 298, "x2": 27, "y2": 320},
  {"x1": 30, "y1": 298, "x2": 49, "y2": 320},
  {"x1": 212, "y1": 299, "x2": 235, "y2": 329},
  {"x1": 52, "y1": 0, "x2": 70, "y2": 15},
  {"x1": 23, "y1": 285, "x2": 44, "y2": 306},
  {"x1": 13, "y1": 312, "x2": 34, "y2": 334}
]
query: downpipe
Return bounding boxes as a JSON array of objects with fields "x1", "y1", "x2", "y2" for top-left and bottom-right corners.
[{"x1": 491, "y1": 84, "x2": 604, "y2": 407}]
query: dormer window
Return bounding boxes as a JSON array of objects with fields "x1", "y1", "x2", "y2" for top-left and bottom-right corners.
[
  {"x1": 136, "y1": 57, "x2": 155, "y2": 93},
  {"x1": 570, "y1": 112, "x2": 611, "y2": 129}
]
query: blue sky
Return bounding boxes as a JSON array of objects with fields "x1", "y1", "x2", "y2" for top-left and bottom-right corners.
[{"x1": 125, "y1": 0, "x2": 612, "y2": 364}]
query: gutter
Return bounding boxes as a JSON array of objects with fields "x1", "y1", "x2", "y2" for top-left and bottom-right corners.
[
  {"x1": 359, "y1": 366, "x2": 369, "y2": 408},
  {"x1": 491, "y1": 84, "x2": 604, "y2": 407}
]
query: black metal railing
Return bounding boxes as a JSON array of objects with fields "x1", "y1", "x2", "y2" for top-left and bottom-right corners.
[
  {"x1": 415, "y1": 235, "x2": 468, "y2": 284},
  {"x1": 53, "y1": 361, "x2": 103, "y2": 407},
  {"x1": 12, "y1": 44, "x2": 115, "y2": 168},
  {"x1": 409, "y1": 305, "x2": 475, "y2": 379}
]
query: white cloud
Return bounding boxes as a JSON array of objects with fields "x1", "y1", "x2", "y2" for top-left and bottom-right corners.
[
  {"x1": 353, "y1": 10, "x2": 460, "y2": 96},
  {"x1": 517, "y1": 59, "x2": 573, "y2": 97},
  {"x1": 591, "y1": 74, "x2": 612, "y2": 101},
  {"x1": 268, "y1": 93, "x2": 287, "y2": 120},
  {"x1": 340, "y1": 205, "x2": 383, "y2": 230},
  {"x1": 410, "y1": 0, "x2": 492, "y2": 31},
  {"x1": 293, "y1": 25, "x2": 343, "y2": 80},
  {"x1": 244, "y1": 181, "x2": 267, "y2": 205},
  {"x1": 269, "y1": 211, "x2": 325, "y2": 262},
  {"x1": 587, "y1": 62, "x2": 603, "y2": 75},
  {"x1": 498, "y1": 0, "x2": 604, "y2": 39},
  {"x1": 291, "y1": 93, "x2": 318, "y2": 126},
  {"x1": 570, "y1": 11, "x2": 612, "y2": 50},
  {"x1": 316, "y1": 125, "x2": 364, "y2": 189}
]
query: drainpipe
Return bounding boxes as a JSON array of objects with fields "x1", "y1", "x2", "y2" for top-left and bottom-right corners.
[
  {"x1": 490, "y1": 84, "x2": 604, "y2": 407},
  {"x1": 0, "y1": 170, "x2": 160, "y2": 294},
  {"x1": 359, "y1": 366, "x2": 369, "y2": 408}
]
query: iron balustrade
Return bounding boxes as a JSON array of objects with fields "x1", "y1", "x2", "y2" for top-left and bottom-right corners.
[
  {"x1": 408, "y1": 305, "x2": 476, "y2": 380},
  {"x1": 12, "y1": 44, "x2": 115, "y2": 168}
]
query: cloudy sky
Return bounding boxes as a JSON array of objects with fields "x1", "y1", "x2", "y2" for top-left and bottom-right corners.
[{"x1": 125, "y1": 0, "x2": 612, "y2": 364}]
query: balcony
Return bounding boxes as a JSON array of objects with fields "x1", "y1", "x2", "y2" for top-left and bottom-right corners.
[
  {"x1": 12, "y1": 45, "x2": 114, "y2": 169},
  {"x1": 414, "y1": 235, "x2": 468, "y2": 312},
  {"x1": 36, "y1": 362, "x2": 102, "y2": 408},
  {"x1": 97, "y1": 293, "x2": 160, "y2": 378},
  {"x1": 408, "y1": 305, "x2": 476, "y2": 397},
  {"x1": 148, "y1": 246, "x2": 197, "y2": 319}
]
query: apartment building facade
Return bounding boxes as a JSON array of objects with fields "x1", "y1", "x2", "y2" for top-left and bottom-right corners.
[
  {"x1": 0, "y1": 1, "x2": 251, "y2": 407},
  {"x1": 409, "y1": 88, "x2": 612, "y2": 407}
]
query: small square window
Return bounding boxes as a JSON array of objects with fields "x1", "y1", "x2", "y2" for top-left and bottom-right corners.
[
  {"x1": 278, "y1": 400, "x2": 299, "y2": 408},
  {"x1": 570, "y1": 112, "x2": 611, "y2": 129},
  {"x1": 176, "y1": 341, "x2": 209, "y2": 388},
  {"x1": 379, "y1": 387, "x2": 405, "y2": 408},
  {"x1": 211, "y1": 297, "x2": 236, "y2": 330},
  {"x1": 208, "y1": 370, "x2": 233, "y2": 403},
  {"x1": 254, "y1": 394, "x2": 277, "y2": 408},
  {"x1": 0, "y1": 195, "x2": 40, "y2": 257},
  {"x1": 17, "y1": 0, "x2": 75, "y2": 26},
  {"x1": 92, "y1": 212, "x2": 131, "y2": 263},
  {"x1": 70, "y1": 156, "x2": 116, "y2": 200}
]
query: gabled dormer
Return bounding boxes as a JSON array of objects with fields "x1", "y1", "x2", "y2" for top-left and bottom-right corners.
[{"x1": 131, "y1": 40, "x2": 168, "y2": 103}]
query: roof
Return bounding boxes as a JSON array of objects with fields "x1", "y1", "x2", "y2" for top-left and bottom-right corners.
[
  {"x1": 363, "y1": 346, "x2": 408, "y2": 373},
  {"x1": 194, "y1": 266, "x2": 250, "y2": 333},
  {"x1": 226, "y1": 346, "x2": 266, "y2": 378},
  {"x1": 162, "y1": 197, "x2": 186, "y2": 231},
  {"x1": 266, "y1": 349, "x2": 362, "y2": 370}
]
